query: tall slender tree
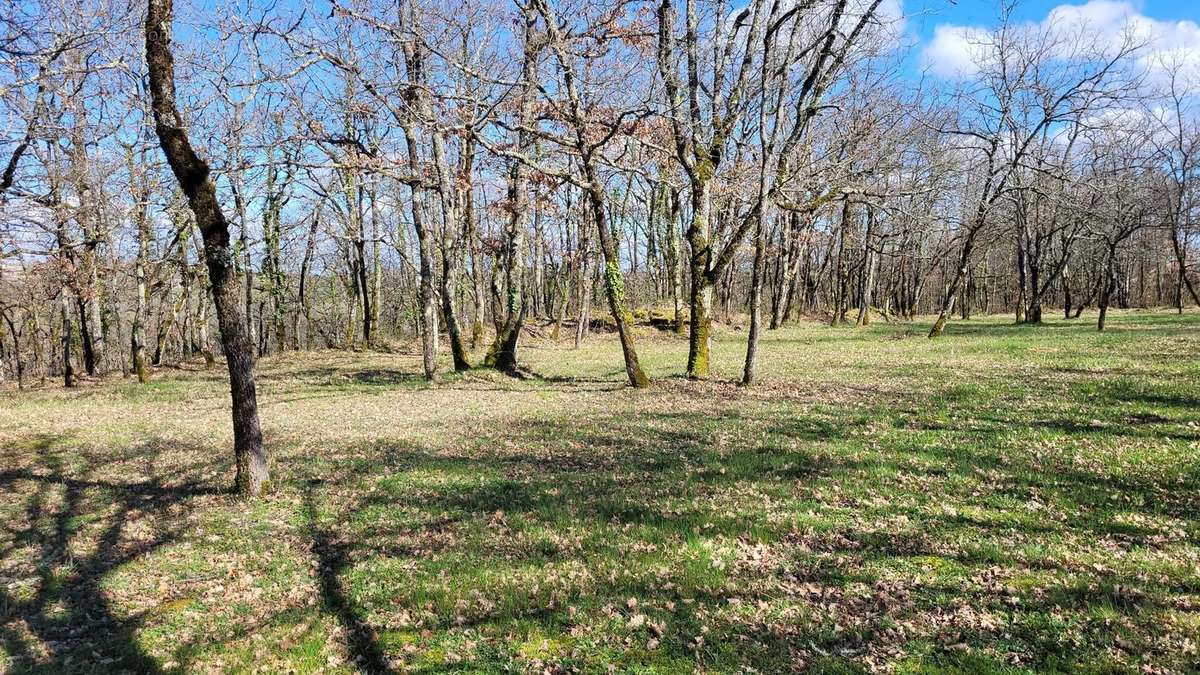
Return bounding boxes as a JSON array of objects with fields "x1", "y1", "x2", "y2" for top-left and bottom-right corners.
[{"x1": 145, "y1": 0, "x2": 268, "y2": 497}]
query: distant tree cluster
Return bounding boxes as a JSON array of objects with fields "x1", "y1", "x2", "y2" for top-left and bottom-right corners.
[{"x1": 1, "y1": 1, "x2": 1197, "y2": 491}]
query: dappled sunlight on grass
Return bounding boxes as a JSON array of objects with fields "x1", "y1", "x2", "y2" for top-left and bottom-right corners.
[{"x1": 0, "y1": 310, "x2": 1198, "y2": 672}]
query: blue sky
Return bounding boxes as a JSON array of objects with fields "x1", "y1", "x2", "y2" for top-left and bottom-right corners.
[
  {"x1": 903, "y1": 0, "x2": 1200, "y2": 79},
  {"x1": 909, "y1": 0, "x2": 1198, "y2": 36}
]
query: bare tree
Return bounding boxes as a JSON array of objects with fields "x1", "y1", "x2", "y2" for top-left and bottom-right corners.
[
  {"x1": 145, "y1": 0, "x2": 268, "y2": 496},
  {"x1": 926, "y1": 10, "x2": 1138, "y2": 337}
]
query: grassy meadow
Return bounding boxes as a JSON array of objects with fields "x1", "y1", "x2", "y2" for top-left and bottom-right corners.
[{"x1": 1, "y1": 310, "x2": 1198, "y2": 673}]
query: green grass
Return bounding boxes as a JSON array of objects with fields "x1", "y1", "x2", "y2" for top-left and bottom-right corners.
[{"x1": 1, "y1": 309, "x2": 1198, "y2": 673}]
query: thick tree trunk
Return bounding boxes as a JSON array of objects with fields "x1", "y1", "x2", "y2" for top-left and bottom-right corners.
[
  {"x1": 77, "y1": 296, "x2": 97, "y2": 375},
  {"x1": 688, "y1": 262, "x2": 714, "y2": 376},
  {"x1": 429, "y1": 108, "x2": 471, "y2": 372},
  {"x1": 1025, "y1": 243, "x2": 1042, "y2": 323},
  {"x1": 685, "y1": 219, "x2": 717, "y2": 375},
  {"x1": 397, "y1": 77, "x2": 439, "y2": 377},
  {"x1": 487, "y1": 158, "x2": 526, "y2": 373},
  {"x1": 684, "y1": 179, "x2": 716, "y2": 378},
  {"x1": 146, "y1": 0, "x2": 267, "y2": 497},
  {"x1": 486, "y1": 15, "x2": 536, "y2": 374}
]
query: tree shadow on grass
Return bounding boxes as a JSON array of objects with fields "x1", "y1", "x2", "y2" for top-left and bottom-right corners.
[
  {"x1": 0, "y1": 435, "x2": 223, "y2": 674},
  {"x1": 294, "y1": 393, "x2": 1200, "y2": 670},
  {"x1": 301, "y1": 478, "x2": 393, "y2": 674},
  {"x1": 260, "y1": 366, "x2": 427, "y2": 389}
]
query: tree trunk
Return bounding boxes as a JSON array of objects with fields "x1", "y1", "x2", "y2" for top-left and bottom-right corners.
[
  {"x1": 60, "y1": 292, "x2": 76, "y2": 387},
  {"x1": 262, "y1": 150, "x2": 287, "y2": 355},
  {"x1": 831, "y1": 201, "x2": 850, "y2": 327},
  {"x1": 960, "y1": 266, "x2": 973, "y2": 320},
  {"x1": 667, "y1": 188, "x2": 685, "y2": 334},
  {"x1": 487, "y1": 157, "x2": 526, "y2": 373},
  {"x1": 297, "y1": 213, "x2": 318, "y2": 350},
  {"x1": 191, "y1": 225, "x2": 216, "y2": 367},
  {"x1": 585, "y1": 179, "x2": 649, "y2": 388},
  {"x1": 2, "y1": 311, "x2": 24, "y2": 389},
  {"x1": 468, "y1": 184, "x2": 486, "y2": 350},
  {"x1": 146, "y1": 0, "x2": 267, "y2": 497},
  {"x1": 552, "y1": 269, "x2": 569, "y2": 341},
  {"x1": 131, "y1": 165, "x2": 150, "y2": 381},
  {"x1": 685, "y1": 179, "x2": 715, "y2": 378},
  {"x1": 772, "y1": 212, "x2": 806, "y2": 329},
  {"x1": 1027, "y1": 258, "x2": 1042, "y2": 323},
  {"x1": 930, "y1": 236, "x2": 975, "y2": 338},
  {"x1": 410, "y1": 183, "x2": 439, "y2": 379},
  {"x1": 574, "y1": 243, "x2": 592, "y2": 349},
  {"x1": 1169, "y1": 220, "x2": 1200, "y2": 310},
  {"x1": 431, "y1": 114, "x2": 471, "y2": 372},
  {"x1": 1098, "y1": 248, "x2": 1117, "y2": 332},
  {"x1": 441, "y1": 261, "x2": 470, "y2": 371},
  {"x1": 742, "y1": 216, "x2": 765, "y2": 386},
  {"x1": 855, "y1": 208, "x2": 876, "y2": 328},
  {"x1": 1063, "y1": 264, "x2": 1073, "y2": 320}
]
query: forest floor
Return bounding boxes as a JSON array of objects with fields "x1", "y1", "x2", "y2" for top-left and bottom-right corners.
[{"x1": 1, "y1": 309, "x2": 1199, "y2": 674}]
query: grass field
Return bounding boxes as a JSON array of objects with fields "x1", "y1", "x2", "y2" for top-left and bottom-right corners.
[{"x1": 1, "y1": 310, "x2": 1198, "y2": 673}]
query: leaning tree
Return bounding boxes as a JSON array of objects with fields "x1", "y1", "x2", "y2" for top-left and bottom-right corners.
[{"x1": 145, "y1": 0, "x2": 268, "y2": 496}]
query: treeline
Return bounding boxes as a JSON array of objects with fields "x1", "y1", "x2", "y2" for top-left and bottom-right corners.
[{"x1": 2, "y1": 0, "x2": 1197, "y2": 392}]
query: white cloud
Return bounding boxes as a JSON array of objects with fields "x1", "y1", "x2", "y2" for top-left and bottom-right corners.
[
  {"x1": 921, "y1": 0, "x2": 1200, "y2": 83},
  {"x1": 923, "y1": 24, "x2": 991, "y2": 77},
  {"x1": 1045, "y1": 0, "x2": 1134, "y2": 37}
]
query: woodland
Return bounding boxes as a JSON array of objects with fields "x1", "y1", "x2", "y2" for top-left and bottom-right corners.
[{"x1": 1, "y1": 0, "x2": 1199, "y2": 672}]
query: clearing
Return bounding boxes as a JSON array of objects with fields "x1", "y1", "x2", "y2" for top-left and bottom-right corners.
[{"x1": 1, "y1": 311, "x2": 1198, "y2": 673}]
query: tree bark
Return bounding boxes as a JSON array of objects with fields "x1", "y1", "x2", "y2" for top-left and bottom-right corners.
[
  {"x1": 583, "y1": 176, "x2": 649, "y2": 388},
  {"x1": 1098, "y1": 246, "x2": 1117, "y2": 332},
  {"x1": 742, "y1": 215, "x2": 766, "y2": 386},
  {"x1": 485, "y1": 8, "x2": 536, "y2": 374},
  {"x1": 60, "y1": 291, "x2": 76, "y2": 387},
  {"x1": 929, "y1": 235, "x2": 975, "y2": 338},
  {"x1": 855, "y1": 207, "x2": 876, "y2": 328},
  {"x1": 666, "y1": 188, "x2": 685, "y2": 334},
  {"x1": 145, "y1": 0, "x2": 267, "y2": 497}
]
